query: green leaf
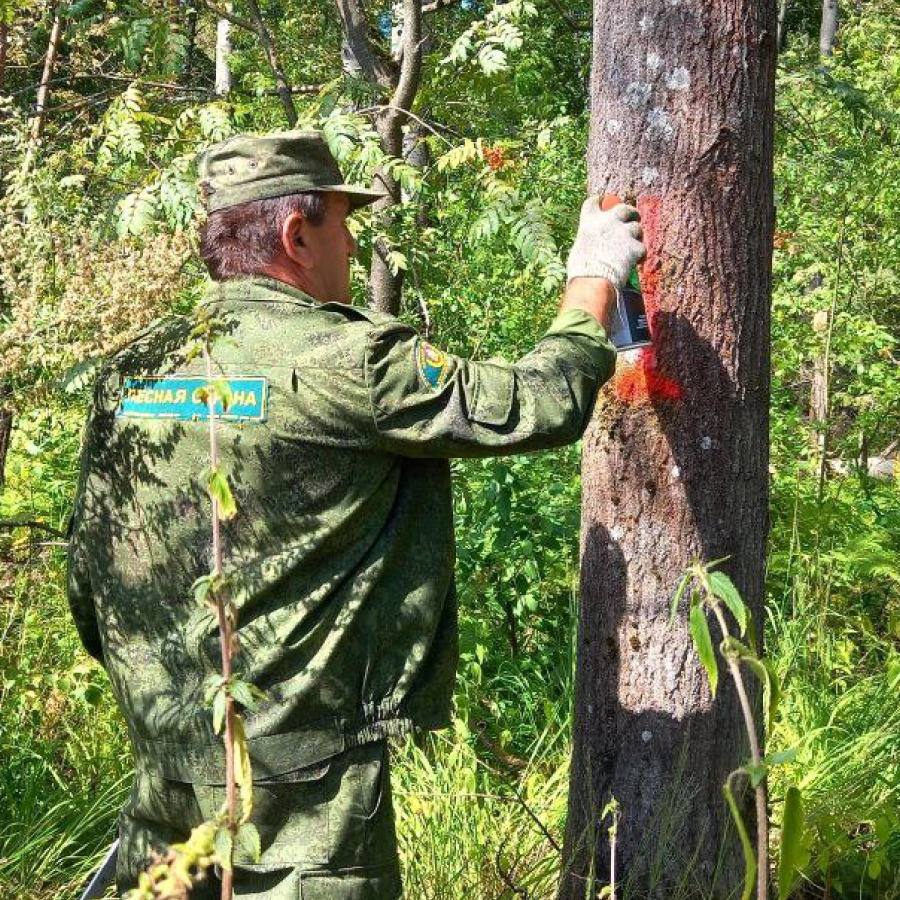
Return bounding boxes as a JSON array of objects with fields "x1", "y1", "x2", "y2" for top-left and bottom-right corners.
[
  {"x1": 778, "y1": 787, "x2": 804, "y2": 900},
  {"x1": 765, "y1": 747, "x2": 797, "y2": 767},
  {"x1": 386, "y1": 250, "x2": 408, "y2": 275},
  {"x1": 203, "y1": 673, "x2": 224, "y2": 702},
  {"x1": 207, "y1": 468, "x2": 237, "y2": 520},
  {"x1": 209, "y1": 378, "x2": 234, "y2": 411},
  {"x1": 193, "y1": 574, "x2": 213, "y2": 605},
  {"x1": 233, "y1": 715, "x2": 254, "y2": 823},
  {"x1": 723, "y1": 775, "x2": 757, "y2": 900},
  {"x1": 763, "y1": 658, "x2": 781, "y2": 733},
  {"x1": 116, "y1": 184, "x2": 159, "y2": 237},
  {"x1": 230, "y1": 678, "x2": 264, "y2": 711},
  {"x1": 236, "y1": 822, "x2": 261, "y2": 863},
  {"x1": 744, "y1": 761, "x2": 768, "y2": 789},
  {"x1": 670, "y1": 573, "x2": 692, "y2": 622},
  {"x1": 721, "y1": 635, "x2": 752, "y2": 661},
  {"x1": 708, "y1": 570, "x2": 747, "y2": 636},
  {"x1": 212, "y1": 687, "x2": 226, "y2": 735},
  {"x1": 689, "y1": 603, "x2": 719, "y2": 696},
  {"x1": 59, "y1": 357, "x2": 103, "y2": 395},
  {"x1": 214, "y1": 825, "x2": 233, "y2": 871}
]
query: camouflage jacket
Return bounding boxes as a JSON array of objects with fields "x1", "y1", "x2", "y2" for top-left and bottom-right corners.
[{"x1": 67, "y1": 276, "x2": 616, "y2": 782}]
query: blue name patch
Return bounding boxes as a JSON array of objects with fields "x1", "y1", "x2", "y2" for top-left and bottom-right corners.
[{"x1": 117, "y1": 376, "x2": 268, "y2": 422}]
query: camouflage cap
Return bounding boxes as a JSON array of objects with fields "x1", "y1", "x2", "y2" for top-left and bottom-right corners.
[{"x1": 198, "y1": 130, "x2": 386, "y2": 213}]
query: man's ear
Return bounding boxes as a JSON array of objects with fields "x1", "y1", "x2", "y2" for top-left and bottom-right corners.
[{"x1": 281, "y1": 211, "x2": 314, "y2": 268}]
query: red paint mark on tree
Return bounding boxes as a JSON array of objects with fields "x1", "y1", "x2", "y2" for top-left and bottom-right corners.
[
  {"x1": 610, "y1": 194, "x2": 682, "y2": 405},
  {"x1": 636, "y1": 195, "x2": 663, "y2": 329},
  {"x1": 614, "y1": 349, "x2": 683, "y2": 404}
]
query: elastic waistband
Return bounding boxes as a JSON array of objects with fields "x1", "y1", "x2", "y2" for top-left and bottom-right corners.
[{"x1": 132, "y1": 715, "x2": 419, "y2": 785}]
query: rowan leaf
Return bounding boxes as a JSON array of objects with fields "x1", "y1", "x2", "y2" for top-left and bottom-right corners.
[{"x1": 60, "y1": 357, "x2": 102, "y2": 395}]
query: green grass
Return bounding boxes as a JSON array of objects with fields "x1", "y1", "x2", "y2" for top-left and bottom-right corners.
[
  {"x1": 766, "y1": 474, "x2": 900, "y2": 898},
  {"x1": 1, "y1": 366, "x2": 898, "y2": 900},
  {"x1": 0, "y1": 550, "x2": 129, "y2": 900},
  {"x1": 393, "y1": 723, "x2": 570, "y2": 900}
]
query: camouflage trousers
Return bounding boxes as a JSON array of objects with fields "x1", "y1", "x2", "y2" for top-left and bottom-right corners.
[{"x1": 117, "y1": 739, "x2": 402, "y2": 899}]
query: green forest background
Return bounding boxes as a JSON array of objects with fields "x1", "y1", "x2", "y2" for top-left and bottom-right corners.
[{"x1": 0, "y1": 0, "x2": 897, "y2": 897}]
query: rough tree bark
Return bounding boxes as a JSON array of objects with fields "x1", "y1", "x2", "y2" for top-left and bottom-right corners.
[
  {"x1": 819, "y1": 0, "x2": 839, "y2": 59},
  {"x1": 335, "y1": 0, "x2": 423, "y2": 315},
  {"x1": 560, "y1": 0, "x2": 776, "y2": 897}
]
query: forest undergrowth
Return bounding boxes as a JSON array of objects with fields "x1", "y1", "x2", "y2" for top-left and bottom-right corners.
[{"x1": 0, "y1": 1, "x2": 897, "y2": 898}]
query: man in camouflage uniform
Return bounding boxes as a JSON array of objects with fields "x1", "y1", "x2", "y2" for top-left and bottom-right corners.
[{"x1": 68, "y1": 131, "x2": 645, "y2": 898}]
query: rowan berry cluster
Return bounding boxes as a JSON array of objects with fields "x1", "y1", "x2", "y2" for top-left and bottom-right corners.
[{"x1": 481, "y1": 145, "x2": 506, "y2": 171}]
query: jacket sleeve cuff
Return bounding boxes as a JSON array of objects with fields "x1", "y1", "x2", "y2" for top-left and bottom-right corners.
[{"x1": 541, "y1": 307, "x2": 617, "y2": 381}]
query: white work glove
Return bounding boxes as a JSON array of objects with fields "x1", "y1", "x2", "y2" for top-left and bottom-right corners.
[{"x1": 566, "y1": 196, "x2": 646, "y2": 288}]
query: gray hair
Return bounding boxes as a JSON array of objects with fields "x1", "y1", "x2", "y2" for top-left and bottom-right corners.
[{"x1": 199, "y1": 191, "x2": 327, "y2": 281}]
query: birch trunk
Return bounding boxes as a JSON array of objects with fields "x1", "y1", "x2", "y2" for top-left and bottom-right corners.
[
  {"x1": 560, "y1": 0, "x2": 776, "y2": 895},
  {"x1": 777, "y1": 0, "x2": 788, "y2": 48},
  {"x1": 819, "y1": 0, "x2": 839, "y2": 58},
  {"x1": 215, "y1": 8, "x2": 232, "y2": 97}
]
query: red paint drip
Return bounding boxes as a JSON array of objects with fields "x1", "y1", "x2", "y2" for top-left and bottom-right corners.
[{"x1": 612, "y1": 195, "x2": 682, "y2": 405}]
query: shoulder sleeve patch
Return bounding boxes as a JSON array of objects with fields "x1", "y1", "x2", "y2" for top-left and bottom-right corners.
[{"x1": 416, "y1": 341, "x2": 449, "y2": 390}]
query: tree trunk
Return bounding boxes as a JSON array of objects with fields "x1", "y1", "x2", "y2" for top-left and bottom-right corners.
[
  {"x1": 30, "y1": 9, "x2": 64, "y2": 144},
  {"x1": 20, "y1": 7, "x2": 63, "y2": 176},
  {"x1": 181, "y1": 0, "x2": 198, "y2": 80},
  {"x1": 245, "y1": 0, "x2": 297, "y2": 126},
  {"x1": 215, "y1": 7, "x2": 232, "y2": 97},
  {"x1": 335, "y1": 0, "x2": 423, "y2": 315},
  {"x1": 560, "y1": 0, "x2": 776, "y2": 896},
  {"x1": 819, "y1": 0, "x2": 839, "y2": 59},
  {"x1": 0, "y1": 407, "x2": 11, "y2": 488},
  {"x1": 0, "y1": 21, "x2": 8, "y2": 89},
  {"x1": 777, "y1": 0, "x2": 788, "y2": 49}
]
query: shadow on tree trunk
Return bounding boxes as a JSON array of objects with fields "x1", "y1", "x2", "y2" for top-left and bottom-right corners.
[{"x1": 562, "y1": 311, "x2": 765, "y2": 900}]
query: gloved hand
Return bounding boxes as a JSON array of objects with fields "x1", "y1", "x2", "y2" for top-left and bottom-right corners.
[{"x1": 566, "y1": 196, "x2": 646, "y2": 288}]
